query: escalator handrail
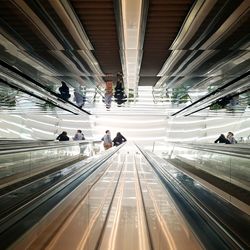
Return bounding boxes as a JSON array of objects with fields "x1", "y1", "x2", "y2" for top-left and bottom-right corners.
[
  {"x1": 159, "y1": 142, "x2": 250, "y2": 159},
  {"x1": 0, "y1": 140, "x2": 101, "y2": 155},
  {"x1": 136, "y1": 144, "x2": 250, "y2": 250},
  {"x1": 0, "y1": 144, "x2": 124, "y2": 248}
]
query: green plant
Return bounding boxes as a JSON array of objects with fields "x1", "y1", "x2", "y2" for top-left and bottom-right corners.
[
  {"x1": 209, "y1": 103, "x2": 223, "y2": 110},
  {"x1": 171, "y1": 88, "x2": 190, "y2": 104},
  {"x1": 0, "y1": 90, "x2": 17, "y2": 107},
  {"x1": 39, "y1": 101, "x2": 56, "y2": 111}
]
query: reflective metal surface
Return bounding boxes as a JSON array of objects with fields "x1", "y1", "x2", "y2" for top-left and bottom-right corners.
[
  {"x1": 10, "y1": 144, "x2": 202, "y2": 250},
  {"x1": 0, "y1": 141, "x2": 101, "y2": 189},
  {"x1": 172, "y1": 145, "x2": 250, "y2": 192},
  {"x1": 0, "y1": 0, "x2": 249, "y2": 115}
]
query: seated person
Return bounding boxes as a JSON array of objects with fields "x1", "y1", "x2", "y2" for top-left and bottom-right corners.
[
  {"x1": 227, "y1": 132, "x2": 237, "y2": 144},
  {"x1": 74, "y1": 89, "x2": 86, "y2": 108},
  {"x1": 56, "y1": 131, "x2": 69, "y2": 141},
  {"x1": 73, "y1": 130, "x2": 85, "y2": 141},
  {"x1": 102, "y1": 130, "x2": 112, "y2": 150},
  {"x1": 113, "y1": 132, "x2": 127, "y2": 146},
  {"x1": 214, "y1": 134, "x2": 230, "y2": 144}
]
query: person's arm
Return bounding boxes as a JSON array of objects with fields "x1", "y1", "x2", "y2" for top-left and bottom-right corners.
[
  {"x1": 56, "y1": 134, "x2": 60, "y2": 140},
  {"x1": 215, "y1": 134, "x2": 223, "y2": 143},
  {"x1": 122, "y1": 136, "x2": 127, "y2": 142}
]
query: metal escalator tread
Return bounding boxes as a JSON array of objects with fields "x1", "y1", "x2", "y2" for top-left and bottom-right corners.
[{"x1": 167, "y1": 158, "x2": 250, "y2": 205}]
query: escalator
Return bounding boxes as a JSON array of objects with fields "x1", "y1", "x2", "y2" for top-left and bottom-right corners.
[{"x1": 0, "y1": 143, "x2": 249, "y2": 249}]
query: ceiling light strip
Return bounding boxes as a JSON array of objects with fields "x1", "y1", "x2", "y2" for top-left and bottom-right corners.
[{"x1": 115, "y1": 0, "x2": 148, "y2": 91}]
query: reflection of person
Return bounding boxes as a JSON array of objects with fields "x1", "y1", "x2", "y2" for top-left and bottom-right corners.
[
  {"x1": 104, "y1": 92, "x2": 112, "y2": 109},
  {"x1": 214, "y1": 134, "x2": 230, "y2": 144},
  {"x1": 73, "y1": 130, "x2": 85, "y2": 140},
  {"x1": 114, "y1": 73, "x2": 127, "y2": 106},
  {"x1": 102, "y1": 130, "x2": 112, "y2": 150},
  {"x1": 103, "y1": 81, "x2": 113, "y2": 109},
  {"x1": 56, "y1": 131, "x2": 69, "y2": 141},
  {"x1": 59, "y1": 81, "x2": 71, "y2": 100},
  {"x1": 113, "y1": 132, "x2": 126, "y2": 146},
  {"x1": 227, "y1": 132, "x2": 237, "y2": 144},
  {"x1": 74, "y1": 89, "x2": 86, "y2": 108}
]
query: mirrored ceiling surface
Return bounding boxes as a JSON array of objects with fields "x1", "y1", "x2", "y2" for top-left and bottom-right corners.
[{"x1": 0, "y1": 0, "x2": 249, "y2": 116}]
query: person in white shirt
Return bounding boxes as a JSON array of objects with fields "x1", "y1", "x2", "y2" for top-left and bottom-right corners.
[
  {"x1": 73, "y1": 130, "x2": 85, "y2": 141},
  {"x1": 226, "y1": 132, "x2": 237, "y2": 144},
  {"x1": 101, "y1": 130, "x2": 112, "y2": 150}
]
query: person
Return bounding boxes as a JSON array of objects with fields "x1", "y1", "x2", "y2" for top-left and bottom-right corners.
[
  {"x1": 56, "y1": 131, "x2": 69, "y2": 141},
  {"x1": 227, "y1": 132, "x2": 237, "y2": 144},
  {"x1": 114, "y1": 73, "x2": 127, "y2": 106},
  {"x1": 101, "y1": 130, "x2": 112, "y2": 150},
  {"x1": 104, "y1": 91, "x2": 112, "y2": 109},
  {"x1": 74, "y1": 88, "x2": 86, "y2": 108},
  {"x1": 113, "y1": 132, "x2": 127, "y2": 146},
  {"x1": 73, "y1": 130, "x2": 85, "y2": 141},
  {"x1": 103, "y1": 81, "x2": 113, "y2": 109},
  {"x1": 59, "y1": 81, "x2": 71, "y2": 100},
  {"x1": 214, "y1": 134, "x2": 230, "y2": 144}
]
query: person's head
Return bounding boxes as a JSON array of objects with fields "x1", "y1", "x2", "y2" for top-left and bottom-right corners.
[
  {"x1": 77, "y1": 130, "x2": 82, "y2": 133},
  {"x1": 62, "y1": 131, "x2": 67, "y2": 136},
  {"x1": 117, "y1": 132, "x2": 121, "y2": 137},
  {"x1": 61, "y1": 81, "x2": 67, "y2": 87},
  {"x1": 227, "y1": 132, "x2": 234, "y2": 137},
  {"x1": 105, "y1": 130, "x2": 111, "y2": 135}
]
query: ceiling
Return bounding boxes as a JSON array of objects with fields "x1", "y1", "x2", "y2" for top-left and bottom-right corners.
[{"x1": 0, "y1": 0, "x2": 249, "y2": 116}]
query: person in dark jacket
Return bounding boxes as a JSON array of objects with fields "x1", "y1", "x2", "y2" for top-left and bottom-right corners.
[
  {"x1": 113, "y1": 132, "x2": 127, "y2": 146},
  {"x1": 214, "y1": 134, "x2": 230, "y2": 144},
  {"x1": 114, "y1": 73, "x2": 127, "y2": 107},
  {"x1": 59, "y1": 81, "x2": 71, "y2": 100},
  {"x1": 56, "y1": 131, "x2": 69, "y2": 141}
]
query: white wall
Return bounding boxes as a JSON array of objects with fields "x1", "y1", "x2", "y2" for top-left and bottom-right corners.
[
  {"x1": 92, "y1": 115, "x2": 168, "y2": 145},
  {"x1": 166, "y1": 109, "x2": 250, "y2": 143},
  {"x1": 0, "y1": 113, "x2": 93, "y2": 140},
  {"x1": 1, "y1": 109, "x2": 250, "y2": 144}
]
